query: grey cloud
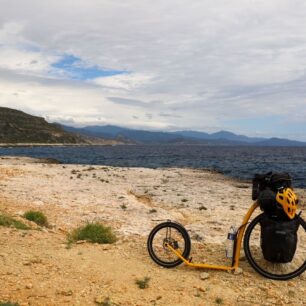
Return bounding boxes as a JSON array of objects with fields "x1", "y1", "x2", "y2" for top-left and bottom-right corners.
[
  {"x1": 159, "y1": 112, "x2": 182, "y2": 118},
  {"x1": 107, "y1": 97, "x2": 148, "y2": 107},
  {"x1": 107, "y1": 97, "x2": 161, "y2": 108},
  {"x1": 1, "y1": 1, "x2": 306, "y2": 139}
]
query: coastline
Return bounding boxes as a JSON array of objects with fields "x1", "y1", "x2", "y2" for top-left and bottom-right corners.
[
  {"x1": 0, "y1": 156, "x2": 305, "y2": 305},
  {"x1": 0, "y1": 142, "x2": 124, "y2": 147}
]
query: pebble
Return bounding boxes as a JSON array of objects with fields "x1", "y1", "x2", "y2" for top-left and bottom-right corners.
[
  {"x1": 233, "y1": 267, "x2": 243, "y2": 275},
  {"x1": 101, "y1": 244, "x2": 111, "y2": 250},
  {"x1": 95, "y1": 296, "x2": 107, "y2": 304},
  {"x1": 58, "y1": 289, "x2": 73, "y2": 296},
  {"x1": 25, "y1": 283, "x2": 33, "y2": 289},
  {"x1": 23, "y1": 261, "x2": 31, "y2": 266},
  {"x1": 200, "y1": 272, "x2": 210, "y2": 280},
  {"x1": 76, "y1": 240, "x2": 87, "y2": 244}
]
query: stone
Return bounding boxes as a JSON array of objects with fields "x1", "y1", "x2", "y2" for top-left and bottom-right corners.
[
  {"x1": 200, "y1": 272, "x2": 210, "y2": 280},
  {"x1": 58, "y1": 289, "x2": 73, "y2": 296},
  {"x1": 95, "y1": 296, "x2": 109, "y2": 304},
  {"x1": 101, "y1": 244, "x2": 111, "y2": 250},
  {"x1": 23, "y1": 260, "x2": 32, "y2": 266},
  {"x1": 76, "y1": 240, "x2": 87, "y2": 244},
  {"x1": 198, "y1": 286, "x2": 206, "y2": 292},
  {"x1": 25, "y1": 283, "x2": 33, "y2": 289},
  {"x1": 233, "y1": 267, "x2": 243, "y2": 275}
]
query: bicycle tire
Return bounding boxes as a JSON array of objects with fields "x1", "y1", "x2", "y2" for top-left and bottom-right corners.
[
  {"x1": 147, "y1": 221, "x2": 191, "y2": 268},
  {"x1": 244, "y1": 213, "x2": 306, "y2": 280}
]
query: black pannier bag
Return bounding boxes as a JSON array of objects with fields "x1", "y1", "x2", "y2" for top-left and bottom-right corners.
[
  {"x1": 252, "y1": 172, "x2": 292, "y2": 201},
  {"x1": 252, "y1": 173, "x2": 270, "y2": 201},
  {"x1": 269, "y1": 172, "x2": 292, "y2": 192},
  {"x1": 260, "y1": 215, "x2": 299, "y2": 263}
]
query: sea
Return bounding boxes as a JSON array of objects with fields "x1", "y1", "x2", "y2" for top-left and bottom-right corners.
[{"x1": 0, "y1": 145, "x2": 305, "y2": 188}]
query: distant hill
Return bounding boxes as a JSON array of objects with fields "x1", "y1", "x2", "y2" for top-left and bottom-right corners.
[
  {"x1": 0, "y1": 107, "x2": 88, "y2": 144},
  {"x1": 254, "y1": 137, "x2": 306, "y2": 147},
  {"x1": 173, "y1": 130, "x2": 265, "y2": 143},
  {"x1": 62, "y1": 125, "x2": 183, "y2": 144},
  {"x1": 2, "y1": 106, "x2": 304, "y2": 146},
  {"x1": 62, "y1": 124, "x2": 306, "y2": 147}
]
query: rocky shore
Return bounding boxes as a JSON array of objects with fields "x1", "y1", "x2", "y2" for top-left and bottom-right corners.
[{"x1": 0, "y1": 156, "x2": 305, "y2": 306}]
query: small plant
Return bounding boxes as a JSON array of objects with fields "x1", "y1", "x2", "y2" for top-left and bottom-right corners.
[
  {"x1": 65, "y1": 240, "x2": 73, "y2": 249},
  {"x1": 181, "y1": 198, "x2": 188, "y2": 203},
  {"x1": 0, "y1": 214, "x2": 29, "y2": 230},
  {"x1": 120, "y1": 204, "x2": 127, "y2": 210},
  {"x1": 68, "y1": 222, "x2": 117, "y2": 244},
  {"x1": 135, "y1": 277, "x2": 150, "y2": 289},
  {"x1": 199, "y1": 205, "x2": 207, "y2": 211},
  {"x1": 77, "y1": 173, "x2": 82, "y2": 179},
  {"x1": 95, "y1": 297, "x2": 112, "y2": 306},
  {"x1": 149, "y1": 209, "x2": 157, "y2": 214},
  {"x1": 215, "y1": 297, "x2": 223, "y2": 304},
  {"x1": 23, "y1": 211, "x2": 48, "y2": 227},
  {"x1": 0, "y1": 302, "x2": 20, "y2": 306},
  {"x1": 86, "y1": 167, "x2": 96, "y2": 171}
]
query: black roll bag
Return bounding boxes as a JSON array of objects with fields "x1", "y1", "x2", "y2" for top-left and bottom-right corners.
[
  {"x1": 252, "y1": 172, "x2": 299, "y2": 263},
  {"x1": 260, "y1": 215, "x2": 300, "y2": 263}
]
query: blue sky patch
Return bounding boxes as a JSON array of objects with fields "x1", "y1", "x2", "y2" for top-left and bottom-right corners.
[{"x1": 52, "y1": 54, "x2": 126, "y2": 80}]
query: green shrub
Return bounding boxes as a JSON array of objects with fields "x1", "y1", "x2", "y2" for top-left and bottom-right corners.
[
  {"x1": 135, "y1": 277, "x2": 150, "y2": 289},
  {"x1": 0, "y1": 214, "x2": 29, "y2": 230},
  {"x1": 120, "y1": 204, "x2": 127, "y2": 210},
  {"x1": 23, "y1": 210, "x2": 48, "y2": 227},
  {"x1": 68, "y1": 222, "x2": 117, "y2": 244},
  {"x1": 0, "y1": 302, "x2": 20, "y2": 306}
]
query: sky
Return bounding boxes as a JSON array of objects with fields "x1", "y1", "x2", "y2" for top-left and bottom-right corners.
[{"x1": 0, "y1": 0, "x2": 306, "y2": 140}]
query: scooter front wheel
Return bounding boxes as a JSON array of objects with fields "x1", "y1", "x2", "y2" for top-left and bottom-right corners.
[{"x1": 147, "y1": 221, "x2": 191, "y2": 268}]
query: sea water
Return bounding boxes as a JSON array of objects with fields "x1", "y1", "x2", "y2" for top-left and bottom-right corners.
[{"x1": 0, "y1": 145, "x2": 305, "y2": 188}]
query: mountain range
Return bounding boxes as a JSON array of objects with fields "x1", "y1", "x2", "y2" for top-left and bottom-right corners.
[
  {"x1": 62, "y1": 124, "x2": 306, "y2": 147},
  {"x1": 0, "y1": 106, "x2": 305, "y2": 146}
]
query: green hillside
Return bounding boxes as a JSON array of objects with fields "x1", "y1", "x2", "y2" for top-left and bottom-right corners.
[{"x1": 0, "y1": 107, "x2": 84, "y2": 144}]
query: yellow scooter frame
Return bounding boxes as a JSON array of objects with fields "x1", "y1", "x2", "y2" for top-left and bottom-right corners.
[{"x1": 164, "y1": 201, "x2": 259, "y2": 272}]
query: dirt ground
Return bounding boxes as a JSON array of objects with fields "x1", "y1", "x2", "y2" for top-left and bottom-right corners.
[{"x1": 0, "y1": 156, "x2": 305, "y2": 306}]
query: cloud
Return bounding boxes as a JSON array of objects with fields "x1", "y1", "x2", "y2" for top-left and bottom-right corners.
[
  {"x1": 1, "y1": 1, "x2": 306, "y2": 139},
  {"x1": 107, "y1": 97, "x2": 160, "y2": 108},
  {"x1": 92, "y1": 73, "x2": 154, "y2": 90}
]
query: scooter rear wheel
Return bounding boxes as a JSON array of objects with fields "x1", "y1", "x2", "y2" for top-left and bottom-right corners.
[{"x1": 244, "y1": 213, "x2": 306, "y2": 280}]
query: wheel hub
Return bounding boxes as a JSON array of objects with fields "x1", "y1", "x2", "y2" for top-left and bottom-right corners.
[{"x1": 163, "y1": 238, "x2": 179, "y2": 250}]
